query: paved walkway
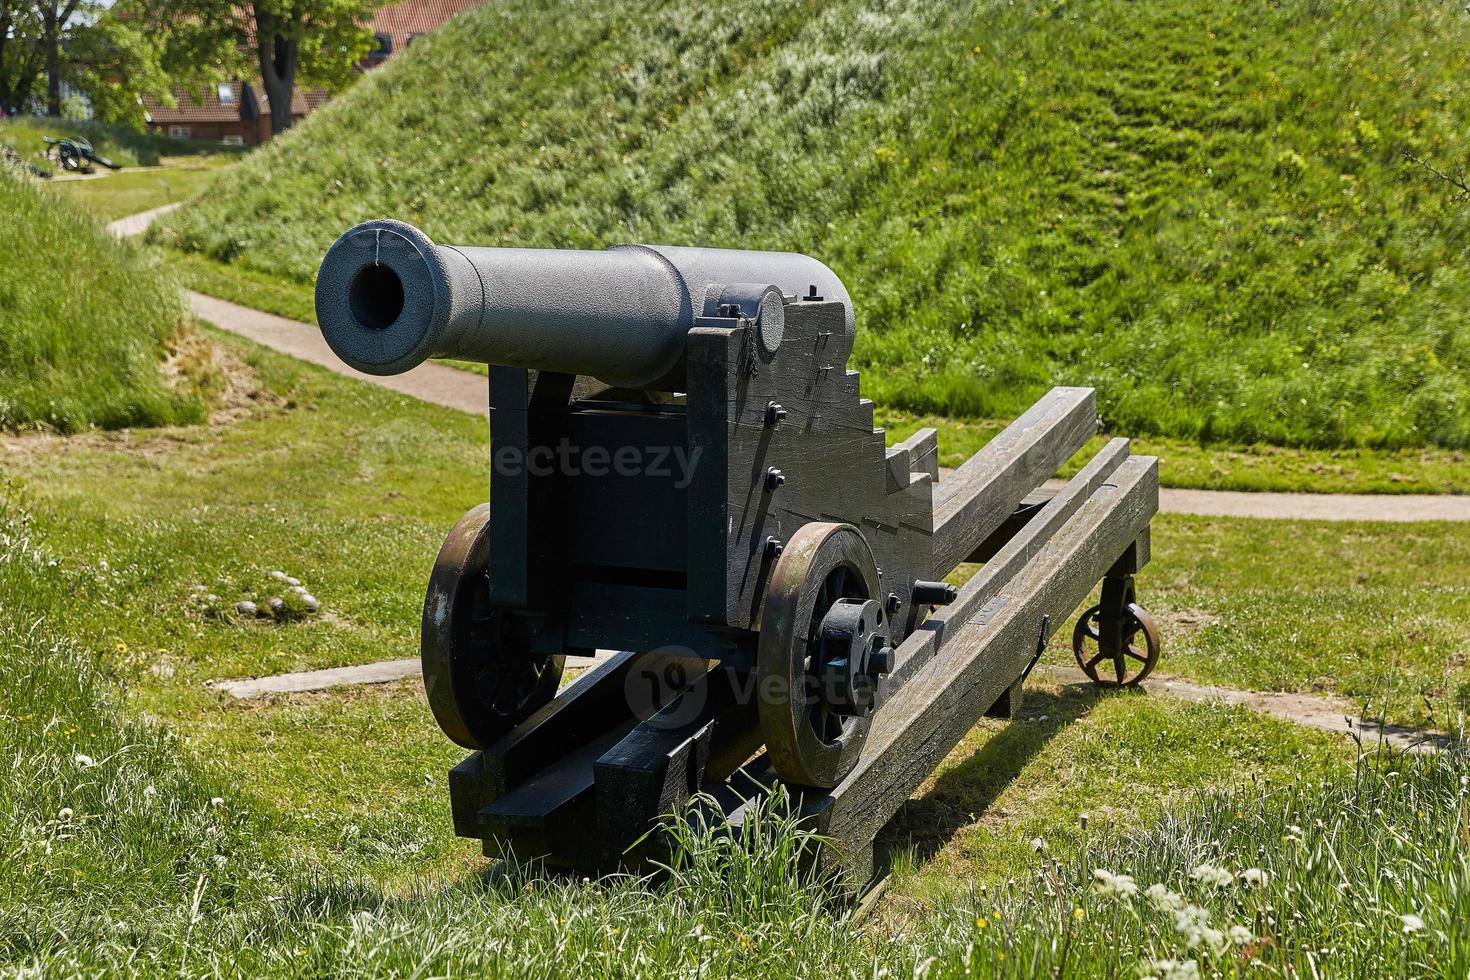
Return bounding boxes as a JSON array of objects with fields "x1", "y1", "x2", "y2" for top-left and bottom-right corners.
[
  {"x1": 105, "y1": 201, "x2": 183, "y2": 238},
  {"x1": 189, "y1": 291, "x2": 490, "y2": 415},
  {"x1": 187, "y1": 288, "x2": 1470, "y2": 522},
  {"x1": 107, "y1": 202, "x2": 1470, "y2": 522}
]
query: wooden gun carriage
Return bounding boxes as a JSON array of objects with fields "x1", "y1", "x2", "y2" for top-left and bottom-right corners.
[{"x1": 315, "y1": 219, "x2": 1161, "y2": 885}]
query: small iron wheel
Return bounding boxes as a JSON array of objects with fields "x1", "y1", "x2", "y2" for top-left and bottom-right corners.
[
  {"x1": 421, "y1": 503, "x2": 564, "y2": 749},
  {"x1": 757, "y1": 522, "x2": 893, "y2": 789},
  {"x1": 1072, "y1": 601, "x2": 1160, "y2": 687}
]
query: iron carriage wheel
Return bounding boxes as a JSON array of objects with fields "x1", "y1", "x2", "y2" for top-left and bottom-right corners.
[
  {"x1": 757, "y1": 522, "x2": 894, "y2": 789},
  {"x1": 1071, "y1": 596, "x2": 1161, "y2": 687},
  {"x1": 421, "y1": 503, "x2": 564, "y2": 749}
]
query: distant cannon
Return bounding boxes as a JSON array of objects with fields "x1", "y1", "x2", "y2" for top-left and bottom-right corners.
[
  {"x1": 315, "y1": 218, "x2": 1162, "y2": 886},
  {"x1": 43, "y1": 137, "x2": 121, "y2": 174}
]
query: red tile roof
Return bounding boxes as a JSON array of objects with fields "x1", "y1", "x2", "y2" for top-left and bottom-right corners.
[
  {"x1": 143, "y1": 80, "x2": 252, "y2": 124},
  {"x1": 371, "y1": 0, "x2": 482, "y2": 52}
]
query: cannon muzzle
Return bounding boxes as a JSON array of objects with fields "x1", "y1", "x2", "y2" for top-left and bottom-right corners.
[{"x1": 314, "y1": 219, "x2": 853, "y2": 388}]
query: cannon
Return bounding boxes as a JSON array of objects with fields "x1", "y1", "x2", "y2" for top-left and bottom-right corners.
[
  {"x1": 316, "y1": 219, "x2": 1162, "y2": 884},
  {"x1": 43, "y1": 137, "x2": 121, "y2": 173}
]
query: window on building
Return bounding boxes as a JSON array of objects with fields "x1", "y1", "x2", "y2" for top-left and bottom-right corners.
[
  {"x1": 220, "y1": 134, "x2": 245, "y2": 146},
  {"x1": 370, "y1": 32, "x2": 392, "y2": 57},
  {"x1": 217, "y1": 82, "x2": 235, "y2": 105},
  {"x1": 168, "y1": 125, "x2": 191, "y2": 139}
]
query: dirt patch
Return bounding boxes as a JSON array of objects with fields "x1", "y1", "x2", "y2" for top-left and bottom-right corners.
[
  {"x1": 1156, "y1": 606, "x2": 1220, "y2": 641},
  {"x1": 0, "y1": 331, "x2": 283, "y2": 461}
]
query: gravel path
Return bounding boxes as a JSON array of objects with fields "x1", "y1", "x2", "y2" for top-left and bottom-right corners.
[
  {"x1": 105, "y1": 201, "x2": 183, "y2": 238},
  {"x1": 189, "y1": 291, "x2": 489, "y2": 415},
  {"x1": 188, "y1": 288, "x2": 1470, "y2": 522},
  {"x1": 93, "y1": 197, "x2": 1465, "y2": 523}
]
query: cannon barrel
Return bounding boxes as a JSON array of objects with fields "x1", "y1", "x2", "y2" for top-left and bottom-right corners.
[{"x1": 314, "y1": 219, "x2": 853, "y2": 388}]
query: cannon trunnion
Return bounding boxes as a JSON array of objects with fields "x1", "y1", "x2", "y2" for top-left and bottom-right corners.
[{"x1": 316, "y1": 220, "x2": 1162, "y2": 884}]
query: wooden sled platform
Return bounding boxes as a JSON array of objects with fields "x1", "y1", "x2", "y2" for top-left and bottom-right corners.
[{"x1": 444, "y1": 387, "x2": 1159, "y2": 884}]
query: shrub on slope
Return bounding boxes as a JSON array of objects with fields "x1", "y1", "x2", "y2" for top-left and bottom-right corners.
[
  {"x1": 0, "y1": 168, "x2": 207, "y2": 431},
  {"x1": 162, "y1": 0, "x2": 1470, "y2": 448}
]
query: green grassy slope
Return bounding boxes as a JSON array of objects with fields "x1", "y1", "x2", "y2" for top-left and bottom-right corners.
[
  {"x1": 160, "y1": 0, "x2": 1470, "y2": 449},
  {"x1": 0, "y1": 168, "x2": 210, "y2": 431}
]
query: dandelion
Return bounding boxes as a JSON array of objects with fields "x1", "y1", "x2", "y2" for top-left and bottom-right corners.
[
  {"x1": 1029, "y1": 837, "x2": 1046, "y2": 854},
  {"x1": 143, "y1": 786, "x2": 157, "y2": 798},
  {"x1": 1147, "y1": 959, "x2": 1201, "y2": 980},
  {"x1": 1238, "y1": 868, "x2": 1269, "y2": 888},
  {"x1": 1191, "y1": 863, "x2": 1233, "y2": 889},
  {"x1": 975, "y1": 916, "x2": 988, "y2": 929},
  {"x1": 58, "y1": 806, "x2": 74, "y2": 821},
  {"x1": 114, "y1": 641, "x2": 127, "y2": 654},
  {"x1": 210, "y1": 797, "x2": 224, "y2": 807},
  {"x1": 1173, "y1": 904, "x2": 1213, "y2": 948},
  {"x1": 1073, "y1": 906, "x2": 1085, "y2": 922},
  {"x1": 1400, "y1": 913, "x2": 1425, "y2": 935},
  {"x1": 74, "y1": 753, "x2": 96, "y2": 768},
  {"x1": 1147, "y1": 883, "x2": 1185, "y2": 913},
  {"x1": 1228, "y1": 925, "x2": 1253, "y2": 945},
  {"x1": 1093, "y1": 869, "x2": 1138, "y2": 899}
]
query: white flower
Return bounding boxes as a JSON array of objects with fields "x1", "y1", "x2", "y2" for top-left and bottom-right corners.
[
  {"x1": 1228, "y1": 925, "x2": 1254, "y2": 944},
  {"x1": 1146, "y1": 883, "x2": 1185, "y2": 912},
  {"x1": 210, "y1": 797, "x2": 224, "y2": 807},
  {"x1": 1147, "y1": 959, "x2": 1200, "y2": 980},
  {"x1": 1029, "y1": 837, "x2": 1046, "y2": 853},
  {"x1": 1093, "y1": 868, "x2": 1138, "y2": 899},
  {"x1": 1173, "y1": 904, "x2": 1213, "y2": 948},
  {"x1": 58, "y1": 807, "x2": 74, "y2": 821},
  {"x1": 1190, "y1": 863, "x2": 1233, "y2": 889},
  {"x1": 1237, "y1": 868, "x2": 1269, "y2": 888},
  {"x1": 74, "y1": 754, "x2": 96, "y2": 768},
  {"x1": 1400, "y1": 913, "x2": 1424, "y2": 934},
  {"x1": 1286, "y1": 824, "x2": 1303, "y2": 835},
  {"x1": 143, "y1": 785, "x2": 157, "y2": 798}
]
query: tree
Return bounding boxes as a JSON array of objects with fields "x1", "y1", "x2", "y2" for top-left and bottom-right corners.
[
  {"x1": 149, "y1": 0, "x2": 381, "y2": 136},
  {"x1": 0, "y1": 0, "x2": 178, "y2": 121},
  {"x1": 0, "y1": 0, "x2": 66, "y2": 115}
]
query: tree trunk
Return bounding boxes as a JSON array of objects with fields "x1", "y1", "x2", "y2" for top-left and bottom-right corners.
[
  {"x1": 256, "y1": 18, "x2": 299, "y2": 137},
  {"x1": 43, "y1": 5, "x2": 60, "y2": 115}
]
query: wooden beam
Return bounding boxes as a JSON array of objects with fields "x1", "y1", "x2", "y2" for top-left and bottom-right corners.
[
  {"x1": 819, "y1": 454, "x2": 1158, "y2": 852},
  {"x1": 930, "y1": 387, "x2": 1097, "y2": 578},
  {"x1": 890, "y1": 438, "x2": 1133, "y2": 688}
]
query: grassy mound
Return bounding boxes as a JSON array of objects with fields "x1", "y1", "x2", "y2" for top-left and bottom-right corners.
[
  {"x1": 0, "y1": 168, "x2": 210, "y2": 431},
  {"x1": 161, "y1": 0, "x2": 1470, "y2": 449}
]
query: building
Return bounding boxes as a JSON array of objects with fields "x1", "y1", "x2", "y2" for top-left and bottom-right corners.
[{"x1": 142, "y1": 0, "x2": 482, "y2": 145}]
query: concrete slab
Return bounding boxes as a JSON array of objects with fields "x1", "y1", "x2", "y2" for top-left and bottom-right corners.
[{"x1": 212, "y1": 653, "x2": 605, "y2": 698}]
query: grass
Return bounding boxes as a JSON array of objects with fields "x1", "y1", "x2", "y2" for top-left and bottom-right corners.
[
  {"x1": 1, "y1": 328, "x2": 1465, "y2": 973},
  {"x1": 158, "y1": 0, "x2": 1470, "y2": 452},
  {"x1": 51, "y1": 156, "x2": 235, "y2": 223},
  {"x1": 0, "y1": 167, "x2": 219, "y2": 432},
  {"x1": 170, "y1": 245, "x2": 1470, "y2": 493},
  {"x1": 0, "y1": 116, "x2": 235, "y2": 169}
]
